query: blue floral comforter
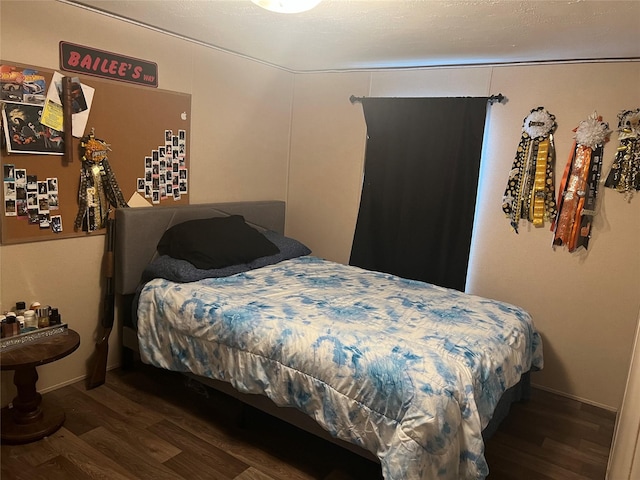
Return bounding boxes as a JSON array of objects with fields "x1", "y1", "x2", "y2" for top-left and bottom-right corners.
[{"x1": 136, "y1": 256, "x2": 543, "y2": 479}]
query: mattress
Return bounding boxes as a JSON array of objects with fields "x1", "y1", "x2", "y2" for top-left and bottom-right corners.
[{"x1": 136, "y1": 255, "x2": 543, "y2": 480}]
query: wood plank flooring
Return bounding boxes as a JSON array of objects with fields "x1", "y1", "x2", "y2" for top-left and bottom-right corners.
[{"x1": 1, "y1": 364, "x2": 616, "y2": 479}]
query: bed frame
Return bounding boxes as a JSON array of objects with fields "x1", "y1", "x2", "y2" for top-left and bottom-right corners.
[
  {"x1": 114, "y1": 200, "x2": 529, "y2": 464},
  {"x1": 114, "y1": 200, "x2": 380, "y2": 460}
]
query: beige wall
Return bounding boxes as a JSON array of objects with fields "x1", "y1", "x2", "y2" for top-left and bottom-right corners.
[
  {"x1": 0, "y1": 0, "x2": 292, "y2": 404},
  {"x1": 289, "y1": 63, "x2": 640, "y2": 410},
  {"x1": 1, "y1": 0, "x2": 639, "y2": 411},
  {"x1": 469, "y1": 63, "x2": 640, "y2": 409}
]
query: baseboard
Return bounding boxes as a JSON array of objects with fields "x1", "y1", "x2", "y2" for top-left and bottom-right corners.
[
  {"x1": 532, "y1": 382, "x2": 618, "y2": 413},
  {"x1": 36, "y1": 364, "x2": 120, "y2": 396}
]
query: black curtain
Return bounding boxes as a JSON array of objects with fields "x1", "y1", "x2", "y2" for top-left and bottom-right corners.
[{"x1": 349, "y1": 97, "x2": 489, "y2": 291}]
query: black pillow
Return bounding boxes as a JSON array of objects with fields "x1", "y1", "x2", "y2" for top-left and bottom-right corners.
[
  {"x1": 157, "y1": 215, "x2": 279, "y2": 269},
  {"x1": 142, "y1": 230, "x2": 312, "y2": 284}
]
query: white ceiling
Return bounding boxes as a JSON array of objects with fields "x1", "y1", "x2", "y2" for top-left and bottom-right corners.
[{"x1": 65, "y1": 0, "x2": 640, "y2": 72}]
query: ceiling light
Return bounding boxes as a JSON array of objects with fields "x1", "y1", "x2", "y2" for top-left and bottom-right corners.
[{"x1": 251, "y1": 0, "x2": 322, "y2": 14}]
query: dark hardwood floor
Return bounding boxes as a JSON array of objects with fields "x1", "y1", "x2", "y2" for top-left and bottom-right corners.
[{"x1": 1, "y1": 364, "x2": 616, "y2": 479}]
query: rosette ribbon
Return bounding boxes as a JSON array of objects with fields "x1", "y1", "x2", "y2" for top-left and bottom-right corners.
[
  {"x1": 74, "y1": 129, "x2": 128, "y2": 231},
  {"x1": 552, "y1": 112, "x2": 610, "y2": 252},
  {"x1": 502, "y1": 107, "x2": 558, "y2": 233}
]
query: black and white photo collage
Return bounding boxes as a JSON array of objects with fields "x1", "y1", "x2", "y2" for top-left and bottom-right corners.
[
  {"x1": 3, "y1": 163, "x2": 62, "y2": 232},
  {"x1": 137, "y1": 129, "x2": 188, "y2": 204}
]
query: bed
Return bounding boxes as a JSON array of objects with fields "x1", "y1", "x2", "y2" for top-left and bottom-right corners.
[{"x1": 114, "y1": 200, "x2": 543, "y2": 480}]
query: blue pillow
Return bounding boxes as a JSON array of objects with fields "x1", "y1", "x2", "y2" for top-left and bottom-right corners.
[{"x1": 142, "y1": 230, "x2": 311, "y2": 283}]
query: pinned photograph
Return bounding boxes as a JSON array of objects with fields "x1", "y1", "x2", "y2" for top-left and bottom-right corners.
[
  {"x1": 15, "y1": 168, "x2": 26, "y2": 185},
  {"x1": 5, "y1": 198, "x2": 16, "y2": 216},
  {"x1": 2, "y1": 101, "x2": 64, "y2": 155},
  {"x1": 16, "y1": 198, "x2": 28, "y2": 217},
  {"x1": 37, "y1": 180, "x2": 48, "y2": 195},
  {"x1": 47, "y1": 177, "x2": 60, "y2": 210},
  {"x1": 37, "y1": 181, "x2": 50, "y2": 214},
  {"x1": 1, "y1": 65, "x2": 24, "y2": 102},
  {"x1": 4, "y1": 180, "x2": 16, "y2": 199},
  {"x1": 22, "y1": 70, "x2": 46, "y2": 105},
  {"x1": 27, "y1": 174, "x2": 37, "y2": 191},
  {"x1": 51, "y1": 215, "x2": 63, "y2": 233},
  {"x1": 28, "y1": 209, "x2": 39, "y2": 225},
  {"x1": 39, "y1": 213, "x2": 50, "y2": 229},
  {"x1": 4, "y1": 163, "x2": 15, "y2": 180},
  {"x1": 47, "y1": 177, "x2": 58, "y2": 192},
  {"x1": 68, "y1": 77, "x2": 88, "y2": 114},
  {"x1": 27, "y1": 192, "x2": 37, "y2": 208},
  {"x1": 48, "y1": 189, "x2": 59, "y2": 210}
]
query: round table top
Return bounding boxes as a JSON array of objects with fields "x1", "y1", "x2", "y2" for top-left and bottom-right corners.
[{"x1": 0, "y1": 329, "x2": 80, "y2": 370}]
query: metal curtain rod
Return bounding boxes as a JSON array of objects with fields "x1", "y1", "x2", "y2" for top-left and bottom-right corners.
[{"x1": 349, "y1": 93, "x2": 506, "y2": 104}]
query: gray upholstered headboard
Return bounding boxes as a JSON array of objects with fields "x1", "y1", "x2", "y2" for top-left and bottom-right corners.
[{"x1": 114, "y1": 201, "x2": 286, "y2": 295}]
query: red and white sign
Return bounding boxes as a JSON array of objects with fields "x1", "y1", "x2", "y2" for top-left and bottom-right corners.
[{"x1": 59, "y1": 41, "x2": 158, "y2": 88}]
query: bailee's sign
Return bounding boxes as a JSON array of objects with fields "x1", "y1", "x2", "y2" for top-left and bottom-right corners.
[{"x1": 59, "y1": 42, "x2": 158, "y2": 87}]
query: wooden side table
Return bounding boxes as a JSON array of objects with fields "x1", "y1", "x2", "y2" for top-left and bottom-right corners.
[{"x1": 0, "y1": 329, "x2": 80, "y2": 444}]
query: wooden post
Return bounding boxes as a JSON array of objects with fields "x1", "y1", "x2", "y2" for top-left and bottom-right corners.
[{"x1": 61, "y1": 76, "x2": 73, "y2": 163}]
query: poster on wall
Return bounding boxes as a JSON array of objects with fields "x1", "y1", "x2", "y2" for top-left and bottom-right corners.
[
  {"x1": 1, "y1": 101, "x2": 64, "y2": 155},
  {"x1": 1, "y1": 64, "x2": 46, "y2": 105}
]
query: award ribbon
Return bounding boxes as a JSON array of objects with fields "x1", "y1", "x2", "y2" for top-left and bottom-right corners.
[
  {"x1": 604, "y1": 108, "x2": 640, "y2": 201},
  {"x1": 74, "y1": 129, "x2": 128, "y2": 231},
  {"x1": 552, "y1": 112, "x2": 610, "y2": 252},
  {"x1": 502, "y1": 107, "x2": 557, "y2": 233}
]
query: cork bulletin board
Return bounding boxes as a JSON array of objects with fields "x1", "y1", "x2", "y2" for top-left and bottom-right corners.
[{"x1": 1, "y1": 62, "x2": 191, "y2": 245}]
